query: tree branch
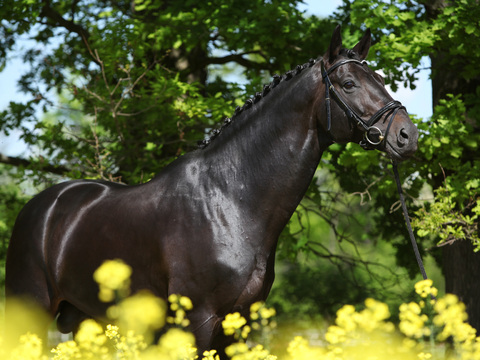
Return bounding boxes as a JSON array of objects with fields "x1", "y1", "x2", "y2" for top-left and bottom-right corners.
[
  {"x1": 206, "y1": 52, "x2": 270, "y2": 70},
  {"x1": 40, "y1": 0, "x2": 89, "y2": 39},
  {"x1": 39, "y1": 0, "x2": 99, "y2": 65},
  {"x1": 0, "y1": 153, "x2": 70, "y2": 176}
]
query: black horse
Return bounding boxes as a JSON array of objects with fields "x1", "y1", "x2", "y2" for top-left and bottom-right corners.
[{"x1": 6, "y1": 26, "x2": 418, "y2": 354}]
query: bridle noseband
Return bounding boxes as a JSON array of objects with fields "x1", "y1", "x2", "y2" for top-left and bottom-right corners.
[{"x1": 320, "y1": 58, "x2": 405, "y2": 150}]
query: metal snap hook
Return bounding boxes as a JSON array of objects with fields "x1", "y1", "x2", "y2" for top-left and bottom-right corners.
[{"x1": 365, "y1": 126, "x2": 384, "y2": 146}]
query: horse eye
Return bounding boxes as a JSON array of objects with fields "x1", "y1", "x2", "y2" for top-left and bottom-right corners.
[{"x1": 343, "y1": 80, "x2": 355, "y2": 89}]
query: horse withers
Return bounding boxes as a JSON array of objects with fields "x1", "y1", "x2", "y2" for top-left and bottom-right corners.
[{"x1": 5, "y1": 25, "x2": 418, "y2": 355}]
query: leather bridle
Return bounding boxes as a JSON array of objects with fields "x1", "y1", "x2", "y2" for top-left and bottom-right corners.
[{"x1": 320, "y1": 58, "x2": 405, "y2": 150}]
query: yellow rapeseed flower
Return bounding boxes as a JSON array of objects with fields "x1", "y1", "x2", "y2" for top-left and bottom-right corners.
[
  {"x1": 418, "y1": 351, "x2": 432, "y2": 359},
  {"x1": 259, "y1": 306, "x2": 276, "y2": 320},
  {"x1": 180, "y1": 296, "x2": 193, "y2": 310},
  {"x1": 222, "y1": 312, "x2": 247, "y2": 337},
  {"x1": 9, "y1": 332, "x2": 47, "y2": 360},
  {"x1": 414, "y1": 279, "x2": 438, "y2": 298},
  {"x1": 75, "y1": 319, "x2": 107, "y2": 346},
  {"x1": 113, "y1": 330, "x2": 147, "y2": 360},
  {"x1": 51, "y1": 340, "x2": 79, "y2": 360},
  {"x1": 167, "y1": 294, "x2": 193, "y2": 327},
  {"x1": 365, "y1": 298, "x2": 391, "y2": 322},
  {"x1": 202, "y1": 349, "x2": 220, "y2": 360},
  {"x1": 93, "y1": 259, "x2": 132, "y2": 302},
  {"x1": 434, "y1": 294, "x2": 477, "y2": 344},
  {"x1": 108, "y1": 291, "x2": 166, "y2": 337},
  {"x1": 286, "y1": 336, "x2": 325, "y2": 359},
  {"x1": 156, "y1": 328, "x2": 197, "y2": 359},
  {"x1": 335, "y1": 304, "x2": 356, "y2": 332},
  {"x1": 73, "y1": 319, "x2": 109, "y2": 359},
  {"x1": 325, "y1": 325, "x2": 347, "y2": 345},
  {"x1": 250, "y1": 301, "x2": 263, "y2": 314},
  {"x1": 105, "y1": 324, "x2": 120, "y2": 340},
  {"x1": 399, "y1": 302, "x2": 430, "y2": 339}
]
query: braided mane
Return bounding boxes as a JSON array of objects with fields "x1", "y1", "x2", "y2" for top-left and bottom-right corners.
[{"x1": 198, "y1": 57, "x2": 319, "y2": 148}]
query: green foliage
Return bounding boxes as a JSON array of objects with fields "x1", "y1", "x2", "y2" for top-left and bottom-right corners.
[
  {"x1": 0, "y1": 0, "x2": 333, "y2": 185},
  {"x1": 330, "y1": 0, "x2": 480, "y2": 267},
  {"x1": 0, "y1": 167, "x2": 29, "y2": 295},
  {"x1": 272, "y1": 169, "x2": 430, "y2": 322},
  {"x1": 412, "y1": 95, "x2": 480, "y2": 251},
  {"x1": 414, "y1": 187, "x2": 480, "y2": 251}
]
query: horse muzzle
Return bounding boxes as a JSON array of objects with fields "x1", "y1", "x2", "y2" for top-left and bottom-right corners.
[{"x1": 383, "y1": 120, "x2": 419, "y2": 161}]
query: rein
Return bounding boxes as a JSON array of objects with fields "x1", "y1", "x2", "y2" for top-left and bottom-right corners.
[
  {"x1": 393, "y1": 162, "x2": 435, "y2": 299},
  {"x1": 321, "y1": 58, "x2": 433, "y2": 293},
  {"x1": 320, "y1": 59, "x2": 405, "y2": 150},
  {"x1": 392, "y1": 162, "x2": 428, "y2": 280}
]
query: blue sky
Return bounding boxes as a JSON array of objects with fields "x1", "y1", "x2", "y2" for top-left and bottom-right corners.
[{"x1": 0, "y1": 1, "x2": 432, "y2": 156}]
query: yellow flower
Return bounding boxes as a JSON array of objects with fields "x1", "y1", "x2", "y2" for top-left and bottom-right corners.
[
  {"x1": 259, "y1": 306, "x2": 276, "y2": 320},
  {"x1": 433, "y1": 293, "x2": 477, "y2": 345},
  {"x1": 108, "y1": 291, "x2": 166, "y2": 337},
  {"x1": 75, "y1": 319, "x2": 107, "y2": 346},
  {"x1": 241, "y1": 325, "x2": 251, "y2": 340},
  {"x1": 286, "y1": 336, "x2": 325, "y2": 359},
  {"x1": 93, "y1": 259, "x2": 132, "y2": 302},
  {"x1": 180, "y1": 296, "x2": 193, "y2": 310},
  {"x1": 222, "y1": 312, "x2": 247, "y2": 336},
  {"x1": 325, "y1": 325, "x2": 347, "y2": 345},
  {"x1": 105, "y1": 324, "x2": 119, "y2": 340},
  {"x1": 250, "y1": 301, "x2": 263, "y2": 314},
  {"x1": 51, "y1": 340, "x2": 79, "y2": 360},
  {"x1": 365, "y1": 298, "x2": 391, "y2": 322},
  {"x1": 414, "y1": 279, "x2": 438, "y2": 298},
  {"x1": 335, "y1": 304, "x2": 357, "y2": 332},
  {"x1": 418, "y1": 351, "x2": 432, "y2": 359},
  {"x1": 168, "y1": 294, "x2": 180, "y2": 311},
  {"x1": 72, "y1": 319, "x2": 109, "y2": 359},
  {"x1": 167, "y1": 294, "x2": 193, "y2": 327},
  {"x1": 225, "y1": 342, "x2": 249, "y2": 358},
  {"x1": 399, "y1": 302, "x2": 430, "y2": 338},
  {"x1": 9, "y1": 332, "x2": 47, "y2": 360},
  {"x1": 156, "y1": 328, "x2": 197, "y2": 359},
  {"x1": 203, "y1": 349, "x2": 220, "y2": 360}
]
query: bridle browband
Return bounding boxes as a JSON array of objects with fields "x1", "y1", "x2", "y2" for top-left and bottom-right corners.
[{"x1": 320, "y1": 58, "x2": 405, "y2": 150}]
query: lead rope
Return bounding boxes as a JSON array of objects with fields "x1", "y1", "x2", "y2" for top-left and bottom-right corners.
[{"x1": 392, "y1": 161, "x2": 436, "y2": 301}]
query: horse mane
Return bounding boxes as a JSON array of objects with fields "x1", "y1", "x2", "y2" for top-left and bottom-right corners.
[{"x1": 197, "y1": 57, "x2": 319, "y2": 149}]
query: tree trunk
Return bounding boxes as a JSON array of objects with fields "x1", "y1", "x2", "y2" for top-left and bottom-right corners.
[{"x1": 443, "y1": 240, "x2": 480, "y2": 330}]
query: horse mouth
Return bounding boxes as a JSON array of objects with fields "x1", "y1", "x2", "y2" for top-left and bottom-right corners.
[{"x1": 385, "y1": 141, "x2": 418, "y2": 162}]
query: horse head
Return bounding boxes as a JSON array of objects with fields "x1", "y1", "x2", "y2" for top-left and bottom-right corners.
[{"x1": 318, "y1": 25, "x2": 418, "y2": 162}]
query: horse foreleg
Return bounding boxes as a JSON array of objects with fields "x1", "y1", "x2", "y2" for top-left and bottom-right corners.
[{"x1": 189, "y1": 312, "x2": 233, "y2": 359}]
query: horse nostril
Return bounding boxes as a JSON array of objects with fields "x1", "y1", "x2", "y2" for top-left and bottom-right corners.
[{"x1": 398, "y1": 128, "x2": 409, "y2": 146}]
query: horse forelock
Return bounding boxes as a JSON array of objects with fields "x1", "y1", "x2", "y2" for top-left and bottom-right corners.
[
  {"x1": 197, "y1": 57, "x2": 319, "y2": 149},
  {"x1": 341, "y1": 48, "x2": 360, "y2": 60}
]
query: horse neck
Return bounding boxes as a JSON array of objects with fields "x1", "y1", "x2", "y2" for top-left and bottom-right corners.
[{"x1": 200, "y1": 66, "x2": 329, "y2": 232}]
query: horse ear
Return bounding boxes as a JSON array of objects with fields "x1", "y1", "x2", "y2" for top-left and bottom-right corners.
[
  {"x1": 352, "y1": 28, "x2": 371, "y2": 60},
  {"x1": 327, "y1": 25, "x2": 343, "y2": 64}
]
